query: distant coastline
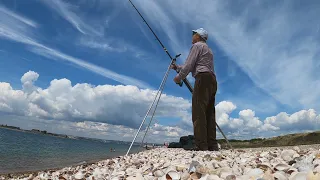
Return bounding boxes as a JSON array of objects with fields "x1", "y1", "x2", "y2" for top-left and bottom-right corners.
[
  {"x1": 0, "y1": 124, "x2": 73, "y2": 139},
  {"x1": 0, "y1": 124, "x2": 157, "y2": 146}
]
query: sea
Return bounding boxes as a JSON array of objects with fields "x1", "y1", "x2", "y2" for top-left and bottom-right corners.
[{"x1": 0, "y1": 128, "x2": 144, "y2": 174}]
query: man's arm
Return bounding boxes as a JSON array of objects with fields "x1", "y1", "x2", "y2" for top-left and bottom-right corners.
[{"x1": 177, "y1": 44, "x2": 200, "y2": 80}]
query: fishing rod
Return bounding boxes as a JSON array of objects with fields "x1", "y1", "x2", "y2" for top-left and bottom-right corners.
[
  {"x1": 125, "y1": 54, "x2": 180, "y2": 156},
  {"x1": 126, "y1": 0, "x2": 233, "y2": 151},
  {"x1": 140, "y1": 53, "x2": 181, "y2": 147},
  {"x1": 128, "y1": 0, "x2": 193, "y2": 90}
]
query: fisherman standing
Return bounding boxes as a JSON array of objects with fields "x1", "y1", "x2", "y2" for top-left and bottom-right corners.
[{"x1": 171, "y1": 28, "x2": 219, "y2": 151}]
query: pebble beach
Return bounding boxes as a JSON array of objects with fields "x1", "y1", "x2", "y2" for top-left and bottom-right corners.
[{"x1": 1, "y1": 145, "x2": 320, "y2": 180}]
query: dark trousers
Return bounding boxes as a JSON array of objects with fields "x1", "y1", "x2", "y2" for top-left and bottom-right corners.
[{"x1": 192, "y1": 72, "x2": 218, "y2": 150}]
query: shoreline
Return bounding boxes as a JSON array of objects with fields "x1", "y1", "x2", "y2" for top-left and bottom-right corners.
[
  {"x1": 0, "y1": 147, "x2": 148, "y2": 179},
  {"x1": 1, "y1": 144, "x2": 319, "y2": 180},
  {"x1": 0, "y1": 159, "x2": 98, "y2": 177},
  {"x1": 0, "y1": 160, "x2": 100, "y2": 179}
]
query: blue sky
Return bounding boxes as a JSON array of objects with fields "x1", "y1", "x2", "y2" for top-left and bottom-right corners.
[{"x1": 0, "y1": 0, "x2": 319, "y2": 143}]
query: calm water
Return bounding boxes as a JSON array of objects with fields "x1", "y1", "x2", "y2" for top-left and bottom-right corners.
[{"x1": 0, "y1": 128, "x2": 144, "y2": 174}]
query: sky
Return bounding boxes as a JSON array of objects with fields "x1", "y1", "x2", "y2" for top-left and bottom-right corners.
[{"x1": 0, "y1": 0, "x2": 319, "y2": 144}]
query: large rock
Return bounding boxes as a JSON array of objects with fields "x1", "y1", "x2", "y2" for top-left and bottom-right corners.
[
  {"x1": 168, "y1": 135, "x2": 221, "y2": 150},
  {"x1": 168, "y1": 135, "x2": 195, "y2": 149},
  {"x1": 168, "y1": 142, "x2": 182, "y2": 148},
  {"x1": 180, "y1": 135, "x2": 195, "y2": 149}
]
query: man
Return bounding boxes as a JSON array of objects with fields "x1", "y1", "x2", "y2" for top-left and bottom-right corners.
[{"x1": 171, "y1": 28, "x2": 218, "y2": 151}]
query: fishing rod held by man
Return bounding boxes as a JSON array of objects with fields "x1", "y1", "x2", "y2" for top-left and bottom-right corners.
[{"x1": 171, "y1": 54, "x2": 183, "y2": 87}]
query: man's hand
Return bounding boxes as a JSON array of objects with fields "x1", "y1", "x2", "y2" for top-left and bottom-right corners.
[
  {"x1": 170, "y1": 64, "x2": 177, "y2": 70},
  {"x1": 173, "y1": 74, "x2": 181, "y2": 84},
  {"x1": 171, "y1": 64, "x2": 182, "y2": 73}
]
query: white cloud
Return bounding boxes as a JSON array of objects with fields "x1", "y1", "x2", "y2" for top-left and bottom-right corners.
[
  {"x1": 39, "y1": 0, "x2": 159, "y2": 71},
  {"x1": 0, "y1": 4, "x2": 150, "y2": 89},
  {"x1": 124, "y1": 0, "x2": 191, "y2": 64},
  {"x1": 0, "y1": 5, "x2": 37, "y2": 28},
  {"x1": 239, "y1": 109, "x2": 262, "y2": 128},
  {"x1": 38, "y1": 0, "x2": 171, "y2": 78},
  {"x1": 0, "y1": 71, "x2": 191, "y2": 130},
  {"x1": 259, "y1": 123, "x2": 280, "y2": 132},
  {"x1": 21, "y1": 71, "x2": 39, "y2": 93},
  {"x1": 213, "y1": 101, "x2": 319, "y2": 139},
  {"x1": 128, "y1": 0, "x2": 320, "y2": 111},
  {"x1": 264, "y1": 109, "x2": 320, "y2": 131},
  {"x1": 0, "y1": 115, "x2": 192, "y2": 144},
  {"x1": 214, "y1": 101, "x2": 237, "y2": 127},
  {"x1": 38, "y1": 0, "x2": 103, "y2": 36},
  {"x1": 0, "y1": 83, "x2": 27, "y2": 115},
  {"x1": 0, "y1": 4, "x2": 38, "y2": 45},
  {"x1": 78, "y1": 37, "x2": 127, "y2": 53},
  {"x1": 76, "y1": 36, "x2": 156, "y2": 64},
  {"x1": 164, "y1": 100, "x2": 318, "y2": 140},
  {"x1": 29, "y1": 46, "x2": 151, "y2": 89},
  {"x1": 0, "y1": 71, "x2": 319, "y2": 142}
]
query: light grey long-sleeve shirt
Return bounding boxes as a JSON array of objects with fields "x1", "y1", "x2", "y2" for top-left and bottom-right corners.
[{"x1": 177, "y1": 41, "x2": 215, "y2": 80}]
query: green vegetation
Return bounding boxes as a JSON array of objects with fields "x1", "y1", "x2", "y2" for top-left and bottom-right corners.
[{"x1": 218, "y1": 131, "x2": 320, "y2": 149}]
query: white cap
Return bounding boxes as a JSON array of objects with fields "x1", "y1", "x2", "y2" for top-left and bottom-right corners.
[{"x1": 192, "y1": 28, "x2": 208, "y2": 40}]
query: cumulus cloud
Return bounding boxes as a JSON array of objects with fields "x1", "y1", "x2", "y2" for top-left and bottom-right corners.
[
  {"x1": 21, "y1": 70, "x2": 39, "y2": 93},
  {"x1": 72, "y1": 121, "x2": 191, "y2": 143},
  {"x1": 213, "y1": 101, "x2": 319, "y2": 139},
  {"x1": 0, "y1": 71, "x2": 191, "y2": 129},
  {"x1": 264, "y1": 109, "x2": 320, "y2": 131},
  {"x1": 215, "y1": 101, "x2": 237, "y2": 127},
  {"x1": 1, "y1": 71, "x2": 319, "y2": 142},
  {"x1": 0, "y1": 114, "x2": 192, "y2": 144}
]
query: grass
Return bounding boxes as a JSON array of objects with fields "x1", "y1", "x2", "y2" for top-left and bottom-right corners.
[{"x1": 218, "y1": 131, "x2": 320, "y2": 149}]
